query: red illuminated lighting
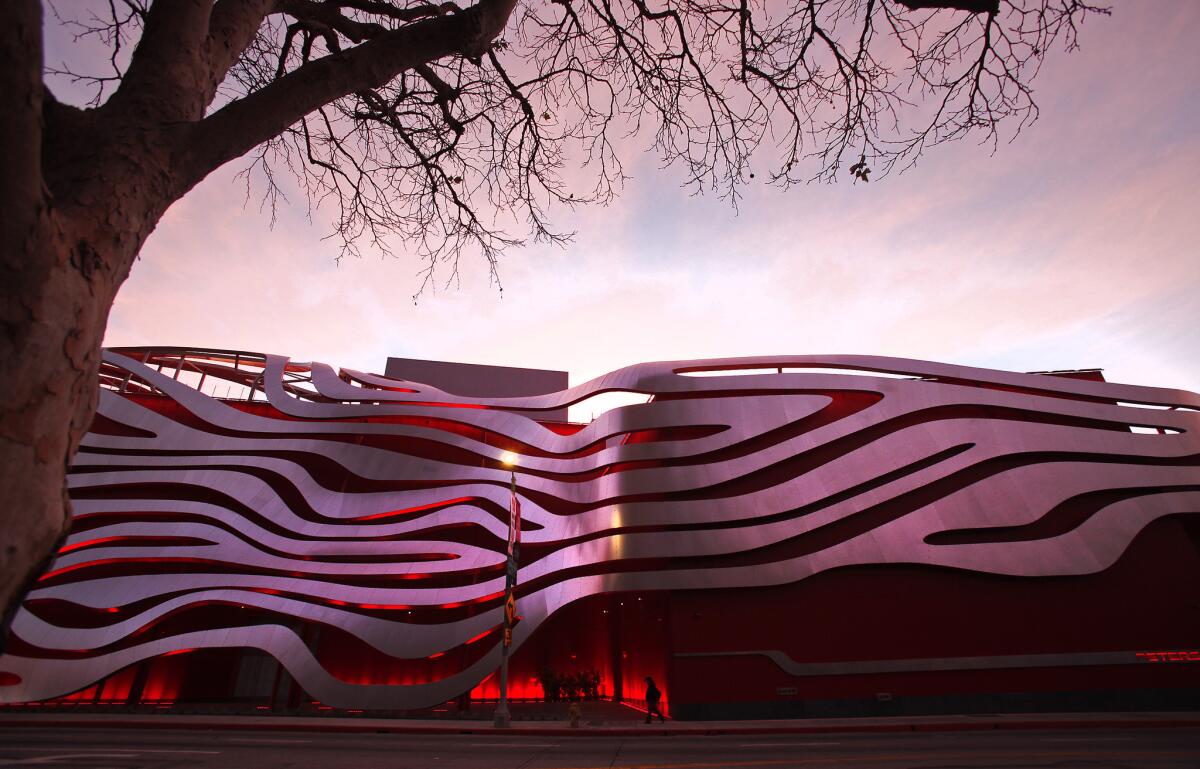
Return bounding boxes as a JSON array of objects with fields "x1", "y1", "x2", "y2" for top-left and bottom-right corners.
[
  {"x1": 162, "y1": 649, "x2": 194, "y2": 657},
  {"x1": 58, "y1": 535, "x2": 212, "y2": 555},
  {"x1": 1136, "y1": 650, "x2": 1200, "y2": 663},
  {"x1": 38, "y1": 557, "x2": 217, "y2": 582},
  {"x1": 468, "y1": 672, "x2": 544, "y2": 701},
  {"x1": 58, "y1": 536, "x2": 127, "y2": 554},
  {"x1": 464, "y1": 628, "x2": 496, "y2": 645},
  {"x1": 352, "y1": 497, "x2": 475, "y2": 522},
  {"x1": 619, "y1": 700, "x2": 670, "y2": 719}
]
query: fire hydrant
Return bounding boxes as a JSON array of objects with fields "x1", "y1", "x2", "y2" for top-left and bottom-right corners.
[{"x1": 568, "y1": 702, "x2": 581, "y2": 728}]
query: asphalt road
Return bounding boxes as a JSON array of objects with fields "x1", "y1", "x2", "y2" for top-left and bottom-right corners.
[{"x1": 1, "y1": 726, "x2": 1198, "y2": 768}]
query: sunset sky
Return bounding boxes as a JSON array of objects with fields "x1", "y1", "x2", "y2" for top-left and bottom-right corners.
[{"x1": 45, "y1": 3, "x2": 1200, "y2": 398}]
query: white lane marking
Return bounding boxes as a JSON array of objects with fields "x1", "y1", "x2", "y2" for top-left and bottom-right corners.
[
  {"x1": 1040, "y1": 737, "x2": 1134, "y2": 743},
  {"x1": 739, "y1": 742, "x2": 842, "y2": 747},
  {"x1": 223, "y1": 738, "x2": 313, "y2": 744}
]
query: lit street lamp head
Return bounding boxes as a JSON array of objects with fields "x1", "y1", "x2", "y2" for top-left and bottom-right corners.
[{"x1": 499, "y1": 451, "x2": 518, "y2": 467}]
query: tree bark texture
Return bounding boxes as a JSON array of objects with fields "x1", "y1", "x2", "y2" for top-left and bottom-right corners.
[{"x1": 0, "y1": 0, "x2": 90, "y2": 642}]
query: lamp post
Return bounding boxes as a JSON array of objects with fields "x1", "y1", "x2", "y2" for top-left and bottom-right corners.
[{"x1": 494, "y1": 451, "x2": 519, "y2": 728}]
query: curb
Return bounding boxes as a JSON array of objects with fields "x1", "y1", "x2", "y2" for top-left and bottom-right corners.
[{"x1": 0, "y1": 717, "x2": 1197, "y2": 737}]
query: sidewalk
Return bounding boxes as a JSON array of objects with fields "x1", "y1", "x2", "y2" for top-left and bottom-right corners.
[{"x1": 1, "y1": 708, "x2": 1197, "y2": 737}]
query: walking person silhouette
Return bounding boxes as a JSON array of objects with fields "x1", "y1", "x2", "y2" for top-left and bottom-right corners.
[{"x1": 643, "y1": 676, "x2": 665, "y2": 723}]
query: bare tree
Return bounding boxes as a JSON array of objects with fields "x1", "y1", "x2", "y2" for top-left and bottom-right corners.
[{"x1": 0, "y1": 0, "x2": 1106, "y2": 633}]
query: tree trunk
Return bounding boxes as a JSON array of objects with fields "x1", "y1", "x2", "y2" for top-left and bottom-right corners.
[
  {"x1": 0, "y1": 131, "x2": 173, "y2": 648},
  {"x1": 0, "y1": 1, "x2": 161, "y2": 644},
  {"x1": 0, "y1": 222, "x2": 126, "y2": 646}
]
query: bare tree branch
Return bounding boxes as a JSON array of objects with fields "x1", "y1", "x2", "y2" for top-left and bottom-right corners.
[
  {"x1": 40, "y1": 0, "x2": 1110, "y2": 287},
  {"x1": 186, "y1": 0, "x2": 515, "y2": 186},
  {"x1": 895, "y1": 0, "x2": 999, "y2": 12},
  {"x1": 204, "y1": 0, "x2": 277, "y2": 107},
  {"x1": 106, "y1": 0, "x2": 214, "y2": 120}
]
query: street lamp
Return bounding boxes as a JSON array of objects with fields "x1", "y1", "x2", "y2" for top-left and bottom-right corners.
[{"x1": 494, "y1": 450, "x2": 519, "y2": 728}]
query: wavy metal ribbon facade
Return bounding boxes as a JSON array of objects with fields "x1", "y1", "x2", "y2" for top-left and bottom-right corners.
[{"x1": 2, "y1": 348, "x2": 1199, "y2": 715}]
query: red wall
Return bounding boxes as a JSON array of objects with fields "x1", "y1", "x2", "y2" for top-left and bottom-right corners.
[{"x1": 667, "y1": 515, "x2": 1200, "y2": 709}]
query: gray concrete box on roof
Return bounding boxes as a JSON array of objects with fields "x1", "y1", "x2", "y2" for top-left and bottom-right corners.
[{"x1": 384, "y1": 357, "x2": 570, "y2": 422}]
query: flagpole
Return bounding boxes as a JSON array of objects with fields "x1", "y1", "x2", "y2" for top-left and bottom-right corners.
[{"x1": 494, "y1": 458, "x2": 518, "y2": 728}]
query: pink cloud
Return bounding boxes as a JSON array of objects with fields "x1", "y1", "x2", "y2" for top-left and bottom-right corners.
[{"x1": 92, "y1": 4, "x2": 1199, "y2": 394}]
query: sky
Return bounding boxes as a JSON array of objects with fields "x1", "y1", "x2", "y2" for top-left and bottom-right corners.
[{"x1": 44, "y1": 3, "x2": 1200, "y2": 402}]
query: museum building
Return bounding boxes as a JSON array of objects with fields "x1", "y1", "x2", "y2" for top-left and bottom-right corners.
[{"x1": 1, "y1": 347, "x2": 1198, "y2": 719}]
